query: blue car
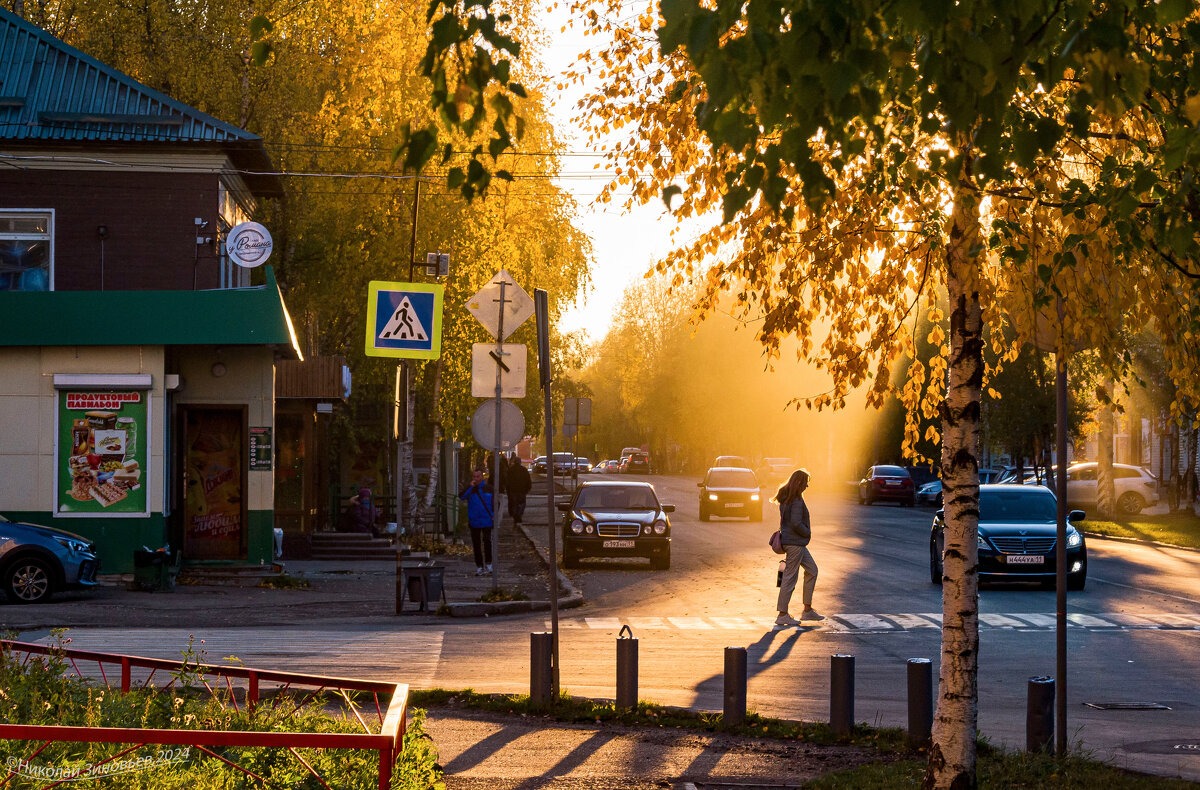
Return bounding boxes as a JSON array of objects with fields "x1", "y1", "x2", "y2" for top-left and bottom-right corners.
[{"x1": 0, "y1": 515, "x2": 100, "y2": 603}]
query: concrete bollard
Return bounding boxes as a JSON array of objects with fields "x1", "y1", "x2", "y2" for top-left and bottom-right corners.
[
  {"x1": 1027, "y1": 675, "x2": 1055, "y2": 753},
  {"x1": 616, "y1": 625, "x2": 638, "y2": 710},
  {"x1": 830, "y1": 654, "x2": 855, "y2": 736},
  {"x1": 907, "y1": 658, "x2": 933, "y2": 748},
  {"x1": 530, "y1": 632, "x2": 553, "y2": 707},
  {"x1": 723, "y1": 646, "x2": 748, "y2": 727}
]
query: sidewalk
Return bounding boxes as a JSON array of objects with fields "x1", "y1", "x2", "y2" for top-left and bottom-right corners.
[{"x1": 0, "y1": 480, "x2": 577, "y2": 632}]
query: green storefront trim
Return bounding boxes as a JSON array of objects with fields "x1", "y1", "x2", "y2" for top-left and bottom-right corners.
[
  {"x1": 0, "y1": 266, "x2": 300, "y2": 354},
  {"x1": 1, "y1": 511, "x2": 274, "y2": 575}
]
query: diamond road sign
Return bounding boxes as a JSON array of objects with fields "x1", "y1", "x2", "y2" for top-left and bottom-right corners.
[
  {"x1": 365, "y1": 281, "x2": 444, "y2": 359},
  {"x1": 467, "y1": 270, "x2": 534, "y2": 341}
]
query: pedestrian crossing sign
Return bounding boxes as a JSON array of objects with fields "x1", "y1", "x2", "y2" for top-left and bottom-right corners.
[{"x1": 365, "y1": 281, "x2": 444, "y2": 359}]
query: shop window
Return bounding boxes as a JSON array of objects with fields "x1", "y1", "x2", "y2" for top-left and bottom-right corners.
[{"x1": 0, "y1": 210, "x2": 53, "y2": 291}]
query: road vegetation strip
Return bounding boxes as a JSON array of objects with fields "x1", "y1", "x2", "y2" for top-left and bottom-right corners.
[
  {"x1": 0, "y1": 633, "x2": 442, "y2": 789},
  {"x1": 1084, "y1": 512, "x2": 1200, "y2": 550},
  {"x1": 412, "y1": 689, "x2": 1199, "y2": 789}
]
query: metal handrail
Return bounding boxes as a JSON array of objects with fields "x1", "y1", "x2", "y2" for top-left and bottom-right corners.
[{"x1": 0, "y1": 639, "x2": 408, "y2": 790}]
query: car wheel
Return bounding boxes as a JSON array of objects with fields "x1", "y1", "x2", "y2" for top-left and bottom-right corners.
[
  {"x1": 906, "y1": 495, "x2": 916, "y2": 507},
  {"x1": 1117, "y1": 491, "x2": 1145, "y2": 515},
  {"x1": 857, "y1": 490, "x2": 865, "y2": 505},
  {"x1": 699, "y1": 504, "x2": 710, "y2": 522},
  {"x1": 651, "y1": 552, "x2": 670, "y2": 570},
  {"x1": 929, "y1": 544, "x2": 942, "y2": 585},
  {"x1": 4, "y1": 557, "x2": 56, "y2": 604}
]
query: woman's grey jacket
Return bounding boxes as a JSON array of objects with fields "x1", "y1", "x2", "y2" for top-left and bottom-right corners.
[{"x1": 779, "y1": 497, "x2": 811, "y2": 546}]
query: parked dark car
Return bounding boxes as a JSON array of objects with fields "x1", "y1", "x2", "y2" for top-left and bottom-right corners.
[
  {"x1": 858, "y1": 465, "x2": 916, "y2": 506},
  {"x1": 0, "y1": 515, "x2": 100, "y2": 604},
  {"x1": 558, "y1": 481, "x2": 673, "y2": 569},
  {"x1": 623, "y1": 453, "x2": 651, "y2": 474},
  {"x1": 929, "y1": 484, "x2": 1087, "y2": 590},
  {"x1": 698, "y1": 467, "x2": 762, "y2": 521},
  {"x1": 532, "y1": 455, "x2": 549, "y2": 474}
]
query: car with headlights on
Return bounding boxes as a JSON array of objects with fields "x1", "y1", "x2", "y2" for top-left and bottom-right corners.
[
  {"x1": 698, "y1": 466, "x2": 763, "y2": 521},
  {"x1": 929, "y1": 484, "x2": 1087, "y2": 590},
  {"x1": 0, "y1": 515, "x2": 100, "y2": 604},
  {"x1": 558, "y1": 481, "x2": 673, "y2": 569}
]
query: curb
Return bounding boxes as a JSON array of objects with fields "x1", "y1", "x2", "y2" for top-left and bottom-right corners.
[
  {"x1": 443, "y1": 520, "x2": 583, "y2": 618},
  {"x1": 1081, "y1": 530, "x2": 1200, "y2": 554}
]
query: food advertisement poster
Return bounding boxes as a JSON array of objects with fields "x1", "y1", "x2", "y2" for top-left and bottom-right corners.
[
  {"x1": 184, "y1": 409, "x2": 244, "y2": 560},
  {"x1": 56, "y1": 390, "x2": 149, "y2": 516}
]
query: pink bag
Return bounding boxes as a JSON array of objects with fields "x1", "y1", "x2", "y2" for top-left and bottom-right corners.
[{"x1": 769, "y1": 530, "x2": 785, "y2": 554}]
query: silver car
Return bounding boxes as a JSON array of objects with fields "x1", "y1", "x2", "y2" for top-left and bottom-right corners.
[{"x1": 0, "y1": 515, "x2": 100, "y2": 603}]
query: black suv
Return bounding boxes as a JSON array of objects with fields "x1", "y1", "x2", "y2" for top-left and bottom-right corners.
[
  {"x1": 698, "y1": 467, "x2": 763, "y2": 521},
  {"x1": 623, "y1": 453, "x2": 651, "y2": 474}
]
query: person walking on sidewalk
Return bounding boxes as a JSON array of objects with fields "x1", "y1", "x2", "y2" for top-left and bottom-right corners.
[
  {"x1": 459, "y1": 468, "x2": 495, "y2": 575},
  {"x1": 506, "y1": 456, "x2": 532, "y2": 526},
  {"x1": 773, "y1": 468, "x2": 824, "y2": 626}
]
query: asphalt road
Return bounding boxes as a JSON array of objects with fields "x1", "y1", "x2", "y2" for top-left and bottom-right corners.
[{"x1": 13, "y1": 472, "x2": 1200, "y2": 783}]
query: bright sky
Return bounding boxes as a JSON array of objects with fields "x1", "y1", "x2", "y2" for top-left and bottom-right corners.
[{"x1": 537, "y1": 3, "x2": 685, "y2": 342}]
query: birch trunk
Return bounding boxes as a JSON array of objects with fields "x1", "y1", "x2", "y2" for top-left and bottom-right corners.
[
  {"x1": 418, "y1": 358, "x2": 445, "y2": 523},
  {"x1": 1097, "y1": 379, "x2": 1116, "y2": 519},
  {"x1": 925, "y1": 149, "x2": 983, "y2": 790},
  {"x1": 401, "y1": 363, "x2": 417, "y2": 532}
]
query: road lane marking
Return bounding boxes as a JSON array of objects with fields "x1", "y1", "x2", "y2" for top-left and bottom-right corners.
[
  {"x1": 625, "y1": 617, "x2": 669, "y2": 629},
  {"x1": 836, "y1": 614, "x2": 899, "y2": 631},
  {"x1": 1009, "y1": 613, "x2": 1057, "y2": 627},
  {"x1": 1067, "y1": 613, "x2": 1118, "y2": 628},
  {"x1": 884, "y1": 614, "x2": 941, "y2": 629},
  {"x1": 979, "y1": 614, "x2": 1028, "y2": 628},
  {"x1": 584, "y1": 617, "x2": 623, "y2": 630},
  {"x1": 667, "y1": 617, "x2": 713, "y2": 629},
  {"x1": 1102, "y1": 613, "x2": 1160, "y2": 627}
]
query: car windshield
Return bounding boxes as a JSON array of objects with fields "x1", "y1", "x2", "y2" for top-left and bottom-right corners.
[
  {"x1": 979, "y1": 490, "x2": 1057, "y2": 522},
  {"x1": 875, "y1": 466, "x2": 908, "y2": 477},
  {"x1": 575, "y1": 486, "x2": 659, "y2": 510},
  {"x1": 708, "y1": 470, "x2": 758, "y2": 487}
]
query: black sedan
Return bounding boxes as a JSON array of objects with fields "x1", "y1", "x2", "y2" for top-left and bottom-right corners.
[
  {"x1": 558, "y1": 481, "x2": 673, "y2": 570},
  {"x1": 698, "y1": 466, "x2": 763, "y2": 521},
  {"x1": 929, "y1": 484, "x2": 1087, "y2": 590},
  {"x1": 1, "y1": 515, "x2": 100, "y2": 603}
]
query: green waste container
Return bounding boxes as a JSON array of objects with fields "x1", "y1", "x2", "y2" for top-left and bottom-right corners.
[{"x1": 132, "y1": 550, "x2": 178, "y2": 592}]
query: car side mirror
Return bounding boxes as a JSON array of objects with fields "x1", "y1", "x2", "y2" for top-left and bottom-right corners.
[
  {"x1": 556, "y1": 503, "x2": 570, "y2": 512},
  {"x1": 1069, "y1": 509, "x2": 1085, "y2": 522},
  {"x1": 661, "y1": 504, "x2": 675, "y2": 513}
]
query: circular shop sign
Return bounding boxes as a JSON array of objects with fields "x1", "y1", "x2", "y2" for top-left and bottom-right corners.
[{"x1": 227, "y1": 221, "x2": 274, "y2": 268}]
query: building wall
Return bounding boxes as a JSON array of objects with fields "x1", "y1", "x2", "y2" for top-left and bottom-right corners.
[
  {"x1": 0, "y1": 168, "x2": 225, "y2": 291},
  {"x1": 0, "y1": 344, "x2": 276, "y2": 574}
]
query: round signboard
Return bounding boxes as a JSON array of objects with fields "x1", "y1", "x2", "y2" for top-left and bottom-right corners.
[
  {"x1": 227, "y1": 221, "x2": 274, "y2": 268},
  {"x1": 471, "y1": 399, "x2": 524, "y2": 452}
]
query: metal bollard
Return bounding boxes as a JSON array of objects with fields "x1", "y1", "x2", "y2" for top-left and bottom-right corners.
[
  {"x1": 1027, "y1": 675, "x2": 1055, "y2": 753},
  {"x1": 907, "y1": 658, "x2": 933, "y2": 748},
  {"x1": 723, "y1": 646, "x2": 748, "y2": 728},
  {"x1": 530, "y1": 632, "x2": 553, "y2": 708},
  {"x1": 616, "y1": 625, "x2": 638, "y2": 710},
  {"x1": 830, "y1": 654, "x2": 855, "y2": 736}
]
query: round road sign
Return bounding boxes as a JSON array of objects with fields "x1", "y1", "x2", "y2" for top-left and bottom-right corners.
[{"x1": 471, "y1": 399, "x2": 524, "y2": 451}]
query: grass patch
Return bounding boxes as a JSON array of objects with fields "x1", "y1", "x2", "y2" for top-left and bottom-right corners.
[
  {"x1": 476, "y1": 588, "x2": 530, "y2": 603},
  {"x1": 1084, "y1": 511, "x2": 1200, "y2": 549},
  {"x1": 806, "y1": 745, "x2": 1200, "y2": 788},
  {"x1": 408, "y1": 688, "x2": 909, "y2": 750},
  {"x1": 0, "y1": 633, "x2": 442, "y2": 789}
]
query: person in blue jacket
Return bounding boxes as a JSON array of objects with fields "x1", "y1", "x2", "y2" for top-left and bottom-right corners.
[
  {"x1": 459, "y1": 468, "x2": 495, "y2": 575},
  {"x1": 773, "y1": 468, "x2": 824, "y2": 626}
]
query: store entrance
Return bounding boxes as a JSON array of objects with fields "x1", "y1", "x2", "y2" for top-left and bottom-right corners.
[{"x1": 181, "y1": 406, "x2": 247, "y2": 560}]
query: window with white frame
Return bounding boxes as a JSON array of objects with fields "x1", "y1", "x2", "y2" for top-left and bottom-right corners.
[{"x1": 0, "y1": 210, "x2": 53, "y2": 291}]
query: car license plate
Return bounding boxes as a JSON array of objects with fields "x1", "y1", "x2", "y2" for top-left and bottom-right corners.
[
  {"x1": 725, "y1": 502, "x2": 743, "y2": 508},
  {"x1": 885, "y1": 480, "x2": 900, "y2": 486},
  {"x1": 602, "y1": 540, "x2": 635, "y2": 549},
  {"x1": 1007, "y1": 555, "x2": 1044, "y2": 565}
]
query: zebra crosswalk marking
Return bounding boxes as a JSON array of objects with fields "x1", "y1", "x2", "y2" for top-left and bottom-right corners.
[{"x1": 544, "y1": 613, "x2": 1200, "y2": 633}]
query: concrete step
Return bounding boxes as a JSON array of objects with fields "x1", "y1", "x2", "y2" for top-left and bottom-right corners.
[
  {"x1": 311, "y1": 532, "x2": 385, "y2": 544},
  {"x1": 309, "y1": 547, "x2": 398, "y2": 560}
]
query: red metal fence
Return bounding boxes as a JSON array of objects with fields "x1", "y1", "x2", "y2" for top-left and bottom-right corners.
[{"x1": 0, "y1": 639, "x2": 408, "y2": 790}]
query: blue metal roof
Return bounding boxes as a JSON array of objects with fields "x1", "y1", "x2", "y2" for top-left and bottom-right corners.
[{"x1": 0, "y1": 7, "x2": 259, "y2": 145}]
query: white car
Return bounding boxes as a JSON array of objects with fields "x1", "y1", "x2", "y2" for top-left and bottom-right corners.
[{"x1": 1066, "y1": 462, "x2": 1159, "y2": 515}]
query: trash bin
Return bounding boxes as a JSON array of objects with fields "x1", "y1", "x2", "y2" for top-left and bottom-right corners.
[
  {"x1": 132, "y1": 549, "x2": 177, "y2": 592},
  {"x1": 402, "y1": 562, "x2": 444, "y2": 611}
]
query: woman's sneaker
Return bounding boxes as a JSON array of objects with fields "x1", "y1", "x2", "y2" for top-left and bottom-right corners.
[
  {"x1": 800, "y1": 609, "x2": 826, "y2": 622},
  {"x1": 775, "y1": 613, "x2": 801, "y2": 627},
  {"x1": 475, "y1": 567, "x2": 486, "y2": 576}
]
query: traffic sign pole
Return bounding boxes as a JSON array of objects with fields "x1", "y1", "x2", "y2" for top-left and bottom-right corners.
[
  {"x1": 491, "y1": 279, "x2": 508, "y2": 590},
  {"x1": 535, "y1": 288, "x2": 559, "y2": 700}
]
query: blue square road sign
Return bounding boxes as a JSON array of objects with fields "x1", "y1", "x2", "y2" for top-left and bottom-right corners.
[{"x1": 365, "y1": 281, "x2": 444, "y2": 359}]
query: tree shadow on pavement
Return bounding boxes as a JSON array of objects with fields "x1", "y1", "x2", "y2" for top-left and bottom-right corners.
[{"x1": 686, "y1": 625, "x2": 813, "y2": 713}]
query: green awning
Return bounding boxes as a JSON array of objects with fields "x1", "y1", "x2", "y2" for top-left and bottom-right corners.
[{"x1": 0, "y1": 266, "x2": 301, "y2": 359}]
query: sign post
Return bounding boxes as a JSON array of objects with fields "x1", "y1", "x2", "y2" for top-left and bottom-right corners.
[{"x1": 534, "y1": 288, "x2": 559, "y2": 699}]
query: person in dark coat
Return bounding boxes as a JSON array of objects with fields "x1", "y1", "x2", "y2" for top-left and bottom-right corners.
[
  {"x1": 506, "y1": 456, "x2": 532, "y2": 526},
  {"x1": 347, "y1": 487, "x2": 381, "y2": 536},
  {"x1": 773, "y1": 468, "x2": 824, "y2": 626},
  {"x1": 459, "y1": 468, "x2": 494, "y2": 575}
]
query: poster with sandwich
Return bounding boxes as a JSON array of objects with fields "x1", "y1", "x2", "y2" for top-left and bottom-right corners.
[{"x1": 55, "y1": 390, "x2": 148, "y2": 516}]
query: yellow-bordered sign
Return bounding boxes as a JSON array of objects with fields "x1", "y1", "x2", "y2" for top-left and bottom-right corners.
[{"x1": 365, "y1": 281, "x2": 444, "y2": 359}]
